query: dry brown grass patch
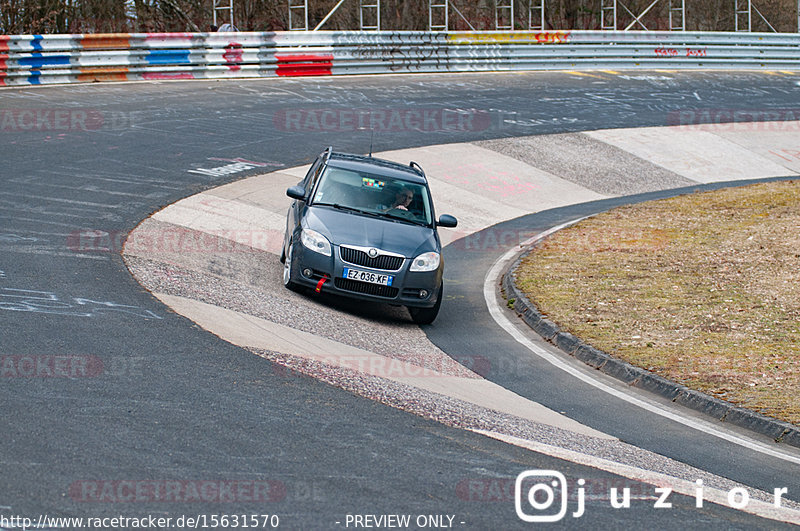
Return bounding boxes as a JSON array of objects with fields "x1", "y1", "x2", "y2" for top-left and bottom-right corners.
[{"x1": 517, "y1": 180, "x2": 800, "y2": 425}]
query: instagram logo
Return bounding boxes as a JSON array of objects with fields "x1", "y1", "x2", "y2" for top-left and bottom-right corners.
[
  {"x1": 513, "y1": 470, "x2": 792, "y2": 521},
  {"x1": 515, "y1": 470, "x2": 573, "y2": 523}
]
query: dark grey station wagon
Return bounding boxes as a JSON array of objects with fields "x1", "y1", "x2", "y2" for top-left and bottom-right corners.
[{"x1": 281, "y1": 147, "x2": 458, "y2": 324}]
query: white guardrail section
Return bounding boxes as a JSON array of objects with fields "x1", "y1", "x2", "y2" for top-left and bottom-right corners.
[{"x1": 2, "y1": 30, "x2": 800, "y2": 86}]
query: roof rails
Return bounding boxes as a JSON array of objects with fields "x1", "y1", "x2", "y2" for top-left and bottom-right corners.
[
  {"x1": 324, "y1": 150, "x2": 427, "y2": 180},
  {"x1": 323, "y1": 146, "x2": 333, "y2": 163}
]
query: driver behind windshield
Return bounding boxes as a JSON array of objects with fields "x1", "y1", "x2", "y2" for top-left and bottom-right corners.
[{"x1": 383, "y1": 186, "x2": 414, "y2": 212}]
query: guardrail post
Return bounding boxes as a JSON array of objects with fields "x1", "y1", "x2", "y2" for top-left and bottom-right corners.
[
  {"x1": 289, "y1": 0, "x2": 309, "y2": 30},
  {"x1": 735, "y1": 0, "x2": 752, "y2": 32},
  {"x1": 360, "y1": 0, "x2": 381, "y2": 30},
  {"x1": 669, "y1": 0, "x2": 685, "y2": 31},
  {"x1": 213, "y1": 0, "x2": 235, "y2": 28},
  {"x1": 601, "y1": 0, "x2": 617, "y2": 30},
  {"x1": 529, "y1": 0, "x2": 545, "y2": 30},
  {"x1": 429, "y1": 0, "x2": 448, "y2": 30},
  {"x1": 496, "y1": 0, "x2": 514, "y2": 30}
]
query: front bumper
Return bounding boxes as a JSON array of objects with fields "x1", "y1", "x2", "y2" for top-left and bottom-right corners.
[{"x1": 288, "y1": 243, "x2": 442, "y2": 308}]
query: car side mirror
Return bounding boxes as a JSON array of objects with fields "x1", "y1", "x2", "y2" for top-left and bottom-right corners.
[
  {"x1": 286, "y1": 186, "x2": 306, "y2": 200},
  {"x1": 437, "y1": 214, "x2": 458, "y2": 228}
]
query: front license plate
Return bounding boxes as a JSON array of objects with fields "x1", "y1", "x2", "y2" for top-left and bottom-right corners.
[{"x1": 343, "y1": 267, "x2": 393, "y2": 286}]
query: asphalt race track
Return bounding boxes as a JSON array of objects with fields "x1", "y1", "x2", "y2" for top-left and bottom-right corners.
[{"x1": 2, "y1": 72, "x2": 800, "y2": 529}]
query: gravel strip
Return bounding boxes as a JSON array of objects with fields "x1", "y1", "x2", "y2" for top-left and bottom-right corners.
[
  {"x1": 124, "y1": 251, "x2": 477, "y2": 378},
  {"x1": 476, "y1": 133, "x2": 696, "y2": 196}
]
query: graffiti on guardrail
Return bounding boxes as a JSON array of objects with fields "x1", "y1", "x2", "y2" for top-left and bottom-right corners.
[
  {"x1": 686, "y1": 48, "x2": 707, "y2": 57},
  {"x1": 223, "y1": 42, "x2": 244, "y2": 70},
  {"x1": 3, "y1": 30, "x2": 800, "y2": 87},
  {"x1": 350, "y1": 42, "x2": 449, "y2": 72},
  {"x1": 447, "y1": 31, "x2": 571, "y2": 44},
  {"x1": 655, "y1": 47, "x2": 707, "y2": 58},
  {"x1": 654, "y1": 47, "x2": 679, "y2": 57}
]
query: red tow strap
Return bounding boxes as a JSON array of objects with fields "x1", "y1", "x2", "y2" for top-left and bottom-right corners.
[{"x1": 315, "y1": 275, "x2": 329, "y2": 293}]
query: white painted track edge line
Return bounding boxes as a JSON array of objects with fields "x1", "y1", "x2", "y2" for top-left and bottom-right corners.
[{"x1": 482, "y1": 219, "x2": 800, "y2": 466}]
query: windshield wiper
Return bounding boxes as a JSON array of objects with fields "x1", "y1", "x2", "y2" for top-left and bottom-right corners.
[
  {"x1": 316, "y1": 203, "x2": 383, "y2": 219},
  {"x1": 382, "y1": 211, "x2": 427, "y2": 226}
]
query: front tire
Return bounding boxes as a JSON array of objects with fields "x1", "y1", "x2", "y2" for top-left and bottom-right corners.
[
  {"x1": 282, "y1": 242, "x2": 301, "y2": 292},
  {"x1": 408, "y1": 284, "x2": 443, "y2": 325}
]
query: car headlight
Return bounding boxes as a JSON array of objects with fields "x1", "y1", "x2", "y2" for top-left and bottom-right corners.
[
  {"x1": 409, "y1": 251, "x2": 440, "y2": 272},
  {"x1": 300, "y1": 229, "x2": 331, "y2": 256}
]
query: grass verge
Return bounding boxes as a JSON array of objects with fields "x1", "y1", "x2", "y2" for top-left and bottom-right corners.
[{"x1": 516, "y1": 180, "x2": 800, "y2": 425}]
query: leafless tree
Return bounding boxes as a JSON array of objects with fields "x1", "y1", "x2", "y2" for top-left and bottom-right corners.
[{"x1": 0, "y1": 0, "x2": 798, "y2": 34}]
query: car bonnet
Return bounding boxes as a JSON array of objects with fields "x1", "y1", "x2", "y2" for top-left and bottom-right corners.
[{"x1": 304, "y1": 206, "x2": 438, "y2": 258}]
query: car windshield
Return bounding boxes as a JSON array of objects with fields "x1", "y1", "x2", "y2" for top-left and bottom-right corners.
[{"x1": 311, "y1": 166, "x2": 433, "y2": 226}]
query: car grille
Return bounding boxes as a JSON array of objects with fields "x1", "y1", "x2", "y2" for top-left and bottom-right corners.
[
  {"x1": 339, "y1": 246, "x2": 404, "y2": 271},
  {"x1": 334, "y1": 278, "x2": 399, "y2": 298}
]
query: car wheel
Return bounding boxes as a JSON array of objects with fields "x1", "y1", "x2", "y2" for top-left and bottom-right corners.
[
  {"x1": 282, "y1": 242, "x2": 301, "y2": 292},
  {"x1": 408, "y1": 284, "x2": 443, "y2": 325}
]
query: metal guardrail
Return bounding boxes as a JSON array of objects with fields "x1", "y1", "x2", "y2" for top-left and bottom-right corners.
[{"x1": 2, "y1": 30, "x2": 800, "y2": 86}]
